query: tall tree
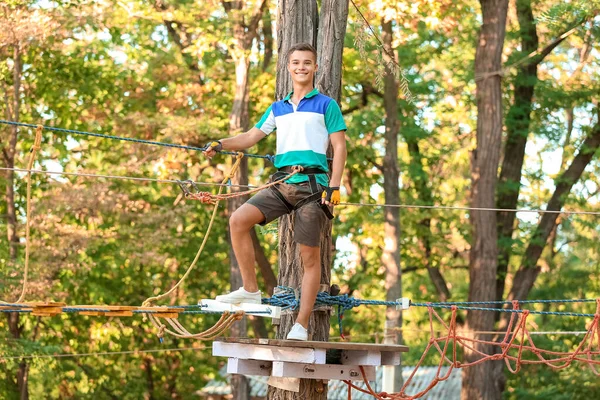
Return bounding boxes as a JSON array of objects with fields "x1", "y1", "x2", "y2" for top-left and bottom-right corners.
[
  {"x1": 463, "y1": 1, "x2": 508, "y2": 399},
  {"x1": 222, "y1": 1, "x2": 267, "y2": 399},
  {"x1": 269, "y1": 1, "x2": 348, "y2": 399},
  {"x1": 380, "y1": 17, "x2": 403, "y2": 393},
  {"x1": 496, "y1": 0, "x2": 587, "y2": 308},
  {"x1": 0, "y1": 5, "x2": 55, "y2": 398}
]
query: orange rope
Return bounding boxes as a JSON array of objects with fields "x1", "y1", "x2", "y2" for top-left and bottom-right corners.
[
  {"x1": 345, "y1": 299, "x2": 600, "y2": 399},
  {"x1": 186, "y1": 165, "x2": 304, "y2": 204}
]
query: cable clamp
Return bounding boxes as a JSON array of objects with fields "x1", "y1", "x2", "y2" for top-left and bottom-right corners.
[{"x1": 395, "y1": 298, "x2": 411, "y2": 310}]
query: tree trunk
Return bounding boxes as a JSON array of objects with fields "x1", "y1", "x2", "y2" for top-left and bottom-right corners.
[
  {"x1": 462, "y1": 1, "x2": 508, "y2": 399},
  {"x1": 508, "y1": 118, "x2": 600, "y2": 301},
  {"x1": 404, "y1": 138, "x2": 451, "y2": 301},
  {"x1": 380, "y1": 18, "x2": 403, "y2": 394},
  {"x1": 495, "y1": 0, "x2": 538, "y2": 305},
  {"x1": 269, "y1": 1, "x2": 347, "y2": 399},
  {"x1": 2, "y1": 43, "x2": 29, "y2": 400},
  {"x1": 315, "y1": 0, "x2": 348, "y2": 103},
  {"x1": 223, "y1": 3, "x2": 266, "y2": 399},
  {"x1": 275, "y1": 0, "x2": 318, "y2": 100}
]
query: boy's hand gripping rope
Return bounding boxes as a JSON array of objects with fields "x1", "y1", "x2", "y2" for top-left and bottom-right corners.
[{"x1": 1, "y1": 125, "x2": 43, "y2": 305}]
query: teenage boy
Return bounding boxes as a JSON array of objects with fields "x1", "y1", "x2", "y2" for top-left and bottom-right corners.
[{"x1": 203, "y1": 43, "x2": 347, "y2": 341}]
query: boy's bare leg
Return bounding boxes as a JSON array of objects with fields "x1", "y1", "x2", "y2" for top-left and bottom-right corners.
[
  {"x1": 229, "y1": 203, "x2": 265, "y2": 292},
  {"x1": 296, "y1": 244, "x2": 321, "y2": 329}
]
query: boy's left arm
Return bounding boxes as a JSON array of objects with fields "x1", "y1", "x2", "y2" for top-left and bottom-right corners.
[{"x1": 322, "y1": 130, "x2": 347, "y2": 206}]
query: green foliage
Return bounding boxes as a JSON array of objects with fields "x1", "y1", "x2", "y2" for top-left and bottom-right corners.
[{"x1": 0, "y1": 0, "x2": 599, "y2": 398}]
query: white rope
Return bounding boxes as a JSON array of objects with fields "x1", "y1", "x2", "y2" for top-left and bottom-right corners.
[
  {"x1": 0, "y1": 166, "x2": 255, "y2": 189},
  {"x1": 2, "y1": 166, "x2": 599, "y2": 216},
  {"x1": 341, "y1": 201, "x2": 600, "y2": 216}
]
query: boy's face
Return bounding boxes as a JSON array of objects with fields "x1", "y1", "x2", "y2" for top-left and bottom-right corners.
[{"x1": 287, "y1": 50, "x2": 317, "y2": 86}]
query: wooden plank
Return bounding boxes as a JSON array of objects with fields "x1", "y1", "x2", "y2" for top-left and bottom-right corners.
[
  {"x1": 31, "y1": 307, "x2": 62, "y2": 316},
  {"x1": 272, "y1": 362, "x2": 376, "y2": 381},
  {"x1": 227, "y1": 358, "x2": 272, "y2": 376},
  {"x1": 152, "y1": 313, "x2": 179, "y2": 319},
  {"x1": 381, "y1": 351, "x2": 401, "y2": 366},
  {"x1": 340, "y1": 350, "x2": 381, "y2": 366},
  {"x1": 218, "y1": 337, "x2": 409, "y2": 353},
  {"x1": 213, "y1": 341, "x2": 326, "y2": 364},
  {"x1": 103, "y1": 311, "x2": 134, "y2": 317}
]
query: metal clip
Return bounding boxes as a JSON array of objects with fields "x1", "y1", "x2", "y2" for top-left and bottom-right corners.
[{"x1": 177, "y1": 179, "x2": 200, "y2": 198}]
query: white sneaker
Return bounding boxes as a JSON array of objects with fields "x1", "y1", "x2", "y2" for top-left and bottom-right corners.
[
  {"x1": 286, "y1": 323, "x2": 308, "y2": 341},
  {"x1": 215, "y1": 287, "x2": 262, "y2": 305}
]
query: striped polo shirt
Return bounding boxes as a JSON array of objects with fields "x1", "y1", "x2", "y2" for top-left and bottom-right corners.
[{"x1": 255, "y1": 88, "x2": 347, "y2": 186}]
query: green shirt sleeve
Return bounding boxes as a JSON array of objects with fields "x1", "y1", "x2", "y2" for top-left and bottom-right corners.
[
  {"x1": 324, "y1": 100, "x2": 347, "y2": 134},
  {"x1": 255, "y1": 104, "x2": 276, "y2": 135}
]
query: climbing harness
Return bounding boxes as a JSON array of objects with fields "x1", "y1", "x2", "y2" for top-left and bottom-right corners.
[{"x1": 268, "y1": 166, "x2": 334, "y2": 220}]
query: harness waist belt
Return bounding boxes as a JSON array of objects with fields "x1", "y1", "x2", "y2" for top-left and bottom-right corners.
[{"x1": 277, "y1": 166, "x2": 327, "y2": 175}]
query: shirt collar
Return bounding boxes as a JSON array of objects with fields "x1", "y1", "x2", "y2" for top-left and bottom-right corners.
[{"x1": 284, "y1": 88, "x2": 319, "y2": 102}]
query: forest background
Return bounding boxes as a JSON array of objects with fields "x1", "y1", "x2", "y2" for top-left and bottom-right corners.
[{"x1": 1, "y1": 0, "x2": 599, "y2": 399}]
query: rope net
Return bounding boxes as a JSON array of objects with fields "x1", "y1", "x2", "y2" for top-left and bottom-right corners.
[{"x1": 344, "y1": 299, "x2": 600, "y2": 399}]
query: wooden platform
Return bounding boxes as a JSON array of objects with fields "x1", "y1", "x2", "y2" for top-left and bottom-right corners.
[{"x1": 213, "y1": 337, "x2": 408, "y2": 384}]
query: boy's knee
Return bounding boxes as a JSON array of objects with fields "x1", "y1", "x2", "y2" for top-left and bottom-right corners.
[{"x1": 229, "y1": 209, "x2": 250, "y2": 233}]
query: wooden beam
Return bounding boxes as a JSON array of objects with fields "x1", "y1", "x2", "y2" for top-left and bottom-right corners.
[
  {"x1": 272, "y1": 362, "x2": 376, "y2": 381},
  {"x1": 213, "y1": 341, "x2": 326, "y2": 364}
]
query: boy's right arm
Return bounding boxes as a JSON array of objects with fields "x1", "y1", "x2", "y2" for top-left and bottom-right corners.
[{"x1": 203, "y1": 127, "x2": 267, "y2": 158}]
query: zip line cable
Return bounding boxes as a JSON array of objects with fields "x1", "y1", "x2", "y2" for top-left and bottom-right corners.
[{"x1": 2, "y1": 166, "x2": 599, "y2": 216}]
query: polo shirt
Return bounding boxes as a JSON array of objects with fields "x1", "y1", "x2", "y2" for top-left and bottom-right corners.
[{"x1": 255, "y1": 88, "x2": 347, "y2": 186}]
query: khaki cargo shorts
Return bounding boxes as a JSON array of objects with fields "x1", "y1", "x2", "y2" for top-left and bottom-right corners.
[{"x1": 247, "y1": 182, "x2": 328, "y2": 247}]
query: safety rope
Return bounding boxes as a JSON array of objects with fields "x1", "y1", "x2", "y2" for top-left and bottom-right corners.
[
  {"x1": 140, "y1": 155, "x2": 302, "y2": 340},
  {"x1": 1, "y1": 125, "x2": 43, "y2": 305},
  {"x1": 186, "y1": 165, "x2": 303, "y2": 204},
  {"x1": 4, "y1": 166, "x2": 599, "y2": 216},
  {"x1": 141, "y1": 152, "x2": 244, "y2": 309},
  {"x1": 0, "y1": 119, "x2": 274, "y2": 160}
]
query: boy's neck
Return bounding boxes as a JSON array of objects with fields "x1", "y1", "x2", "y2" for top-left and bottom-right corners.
[{"x1": 291, "y1": 84, "x2": 315, "y2": 103}]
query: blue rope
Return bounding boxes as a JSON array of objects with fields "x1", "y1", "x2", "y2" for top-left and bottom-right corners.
[
  {"x1": 2, "y1": 293, "x2": 596, "y2": 320},
  {"x1": 0, "y1": 119, "x2": 275, "y2": 161}
]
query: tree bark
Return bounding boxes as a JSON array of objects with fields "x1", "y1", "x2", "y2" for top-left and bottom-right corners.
[
  {"x1": 508, "y1": 118, "x2": 600, "y2": 301},
  {"x1": 404, "y1": 137, "x2": 451, "y2": 301},
  {"x1": 274, "y1": 0, "x2": 318, "y2": 100},
  {"x1": 262, "y1": 7, "x2": 274, "y2": 71},
  {"x1": 495, "y1": 0, "x2": 538, "y2": 305},
  {"x1": 495, "y1": 0, "x2": 576, "y2": 307},
  {"x1": 2, "y1": 42, "x2": 29, "y2": 400},
  {"x1": 223, "y1": 2, "x2": 266, "y2": 399},
  {"x1": 380, "y1": 18, "x2": 403, "y2": 394},
  {"x1": 269, "y1": 1, "x2": 347, "y2": 399},
  {"x1": 462, "y1": 1, "x2": 508, "y2": 399},
  {"x1": 315, "y1": 0, "x2": 348, "y2": 103}
]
